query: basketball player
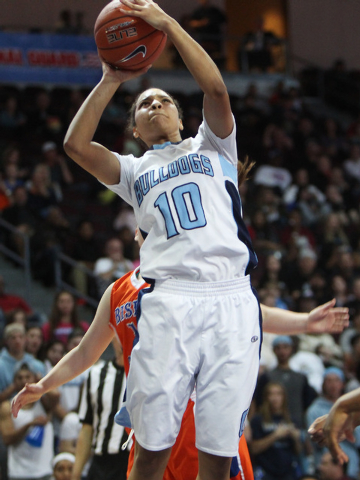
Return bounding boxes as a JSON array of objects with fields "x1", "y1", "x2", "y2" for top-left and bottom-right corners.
[
  {"x1": 13, "y1": 1, "x2": 349, "y2": 479},
  {"x1": 63, "y1": 0, "x2": 262, "y2": 478}
]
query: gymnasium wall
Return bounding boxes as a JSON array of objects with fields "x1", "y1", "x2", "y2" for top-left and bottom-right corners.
[{"x1": 288, "y1": 0, "x2": 360, "y2": 71}]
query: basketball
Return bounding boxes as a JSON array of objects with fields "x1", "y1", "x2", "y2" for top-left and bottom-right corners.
[{"x1": 94, "y1": 0, "x2": 167, "y2": 70}]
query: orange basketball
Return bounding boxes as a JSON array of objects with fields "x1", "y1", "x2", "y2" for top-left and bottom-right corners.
[{"x1": 94, "y1": 0, "x2": 167, "y2": 70}]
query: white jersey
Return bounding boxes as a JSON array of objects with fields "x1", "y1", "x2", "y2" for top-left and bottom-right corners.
[{"x1": 104, "y1": 117, "x2": 257, "y2": 282}]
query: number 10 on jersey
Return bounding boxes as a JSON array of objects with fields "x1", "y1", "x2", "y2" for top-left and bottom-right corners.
[{"x1": 154, "y1": 182, "x2": 207, "y2": 239}]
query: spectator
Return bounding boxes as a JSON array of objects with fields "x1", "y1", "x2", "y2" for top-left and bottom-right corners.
[
  {"x1": 306, "y1": 367, "x2": 360, "y2": 479},
  {"x1": 26, "y1": 90, "x2": 63, "y2": 140},
  {"x1": 26, "y1": 163, "x2": 62, "y2": 220},
  {"x1": 41, "y1": 141, "x2": 73, "y2": 187},
  {"x1": 5, "y1": 308, "x2": 28, "y2": 328},
  {"x1": 93, "y1": 238, "x2": 133, "y2": 298},
  {"x1": 41, "y1": 291, "x2": 89, "y2": 346},
  {"x1": 0, "y1": 275, "x2": 30, "y2": 316},
  {"x1": 255, "y1": 335, "x2": 317, "y2": 429},
  {"x1": 58, "y1": 411, "x2": 81, "y2": 456},
  {"x1": 2, "y1": 185, "x2": 40, "y2": 257},
  {"x1": 0, "y1": 96, "x2": 26, "y2": 140},
  {"x1": 343, "y1": 142, "x2": 360, "y2": 184},
  {"x1": 1, "y1": 162, "x2": 24, "y2": 196},
  {"x1": 0, "y1": 324, "x2": 45, "y2": 403},
  {"x1": 52, "y1": 453, "x2": 75, "y2": 480},
  {"x1": 0, "y1": 363, "x2": 58, "y2": 480},
  {"x1": 344, "y1": 277, "x2": 360, "y2": 316},
  {"x1": 240, "y1": 16, "x2": 281, "y2": 73},
  {"x1": 53, "y1": 330, "x2": 88, "y2": 449},
  {"x1": 66, "y1": 219, "x2": 102, "y2": 297},
  {"x1": 282, "y1": 248, "x2": 319, "y2": 301},
  {"x1": 188, "y1": 0, "x2": 227, "y2": 68},
  {"x1": 317, "y1": 451, "x2": 354, "y2": 480},
  {"x1": 25, "y1": 326, "x2": 44, "y2": 360},
  {"x1": 44, "y1": 340, "x2": 65, "y2": 374},
  {"x1": 249, "y1": 382, "x2": 302, "y2": 480},
  {"x1": 55, "y1": 10, "x2": 76, "y2": 35},
  {"x1": 289, "y1": 336, "x2": 325, "y2": 395}
]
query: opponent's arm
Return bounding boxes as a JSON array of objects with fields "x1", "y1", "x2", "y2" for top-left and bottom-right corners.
[
  {"x1": 261, "y1": 299, "x2": 349, "y2": 335},
  {"x1": 120, "y1": 0, "x2": 233, "y2": 139},
  {"x1": 11, "y1": 284, "x2": 115, "y2": 417},
  {"x1": 308, "y1": 388, "x2": 360, "y2": 465},
  {"x1": 64, "y1": 60, "x2": 148, "y2": 185}
]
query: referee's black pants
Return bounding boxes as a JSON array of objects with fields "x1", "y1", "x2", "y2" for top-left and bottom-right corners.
[{"x1": 87, "y1": 451, "x2": 129, "y2": 480}]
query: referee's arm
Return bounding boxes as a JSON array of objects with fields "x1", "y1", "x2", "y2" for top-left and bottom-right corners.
[{"x1": 72, "y1": 424, "x2": 93, "y2": 480}]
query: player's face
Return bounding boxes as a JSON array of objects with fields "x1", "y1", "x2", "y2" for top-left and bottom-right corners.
[{"x1": 133, "y1": 88, "x2": 183, "y2": 145}]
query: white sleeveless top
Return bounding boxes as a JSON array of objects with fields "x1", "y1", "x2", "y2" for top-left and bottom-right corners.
[
  {"x1": 9, "y1": 401, "x2": 54, "y2": 478},
  {"x1": 104, "y1": 117, "x2": 258, "y2": 282}
]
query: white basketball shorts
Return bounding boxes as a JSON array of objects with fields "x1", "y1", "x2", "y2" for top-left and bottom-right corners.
[{"x1": 126, "y1": 275, "x2": 262, "y2": 457}]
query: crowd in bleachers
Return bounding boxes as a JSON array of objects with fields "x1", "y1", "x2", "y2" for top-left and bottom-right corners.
[{"x1": 1, "y1": 73, "x2": 360, "y2": 479}]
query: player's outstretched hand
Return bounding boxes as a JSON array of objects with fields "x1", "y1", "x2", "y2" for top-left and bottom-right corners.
[
  {"x1": 307, "y1": 299, "x2": 349, "y2": 334},
  {"x1": 11, "y1": 383, "x2": 45, "y2": 418},
  {"x1": 120, "y1": 0, "x2": 169, "y2": 32}
]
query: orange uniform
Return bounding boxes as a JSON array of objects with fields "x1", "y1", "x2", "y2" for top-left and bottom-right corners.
[{"x1": 109, "y1": 269, "x2": 253, "y2": 480}]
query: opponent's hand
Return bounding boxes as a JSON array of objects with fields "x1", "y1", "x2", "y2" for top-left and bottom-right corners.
[
  {"x1": 11, "y1": 383, "x2": 45, "y2": 418},
  {"x1": 308, "y1": 411, "x2": 354, "y2": 465},
  {"x1": 120, "y1": 0, "x2": 170, "y2": 32},
  {"x1": 307, "y1": 299, "x2": 349, "y2": 334}
]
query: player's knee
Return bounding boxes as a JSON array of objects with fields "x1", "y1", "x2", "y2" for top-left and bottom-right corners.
[
  {"x1": 198, "y1": 451, "x2": 232, "y2": 480},
  {"x1": 133, "y1": 444, "x2": 171, "y2": 475}
]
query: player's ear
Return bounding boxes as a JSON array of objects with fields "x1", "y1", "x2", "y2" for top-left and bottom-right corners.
[
  {"x1": 133, "y1": 127, "x2": 139, "y2": 139},
  {"x1": 179, "y1": 119, "x2": 184, "y2": 131}
]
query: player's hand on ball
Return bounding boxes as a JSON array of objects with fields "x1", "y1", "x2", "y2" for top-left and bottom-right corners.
[
  {"x1": 120, "y1": 0, "x2": 170, "y2": 32},
  {"x1": 101, "y1": 59, "x2": 151, "y2": 84}
]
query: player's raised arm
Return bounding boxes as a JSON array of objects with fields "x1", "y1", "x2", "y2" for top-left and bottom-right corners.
[
  {"x1": 63, "y1": 60, "x2": 148, "y2": 185},
  {"x1": 120, "y1": 0, "x2": 233, "y2": 139},
  {"x1": 11, "y1": 284, "x2": 115, "y2": 418}
]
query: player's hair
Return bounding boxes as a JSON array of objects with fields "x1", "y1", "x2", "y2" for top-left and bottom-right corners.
[
  {"x1": 237, "y1": 157, "x2": 255, "y2": 187},
  {"x1": 259, "y1": 381, "x2": 291, "y2": 423},
  {"x1": 127, "y1": 90, "x2": 183, "y2": 133}
]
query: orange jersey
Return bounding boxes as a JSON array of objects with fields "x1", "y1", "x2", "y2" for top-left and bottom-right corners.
[{"x1": 109, "y1": 269, "x2": 253, "y2": 480}]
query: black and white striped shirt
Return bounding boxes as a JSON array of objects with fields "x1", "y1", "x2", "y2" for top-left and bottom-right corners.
[{"x1": 79, "y1": 359, "x2": 128, "y2": 455}]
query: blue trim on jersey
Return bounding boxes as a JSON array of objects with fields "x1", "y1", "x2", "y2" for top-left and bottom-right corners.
[
  {"x1": 139, "y1": 228, "x2": 148, "y2": 240},
  {"x1": 136, "y1": 279, "x2": 155, "y2": 326},
  {"x1": 230, "y1": 456, "x2": 240, "y2": 477},
  {"x1": 115, "y1": 406, "x2": 131, "y2": 428},
  {"x1": 251, "y1": 285, "x2": 263, "y2": 359},
  {"x1": 218, "y1": 154, "x2": 237, "y2": 184},
  {"x1": 150, "y1": 141, "x2": 182, "y2": 150},
  {"x1": 225, "y1": 180, "x2": 258, "y2": 275}
]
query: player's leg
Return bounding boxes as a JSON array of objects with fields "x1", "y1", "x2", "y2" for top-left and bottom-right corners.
[
  {"x1": 197, "y1": 451, "x2": 232, "y2": 480},
  {"x1": 128, "y1": 441, "x2": 172, "y2": 480}
]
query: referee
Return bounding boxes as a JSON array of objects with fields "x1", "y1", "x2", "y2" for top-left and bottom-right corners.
[{"x1": 72, "y1": 337, "x2": 129, "y2": 480}]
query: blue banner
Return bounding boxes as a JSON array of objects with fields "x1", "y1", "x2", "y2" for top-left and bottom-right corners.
[{"x1": 0, "y1": 32, "x2": 102, "y2": 86}]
